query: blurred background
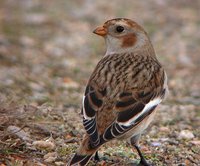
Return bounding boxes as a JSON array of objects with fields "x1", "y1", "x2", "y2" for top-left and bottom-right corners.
[{"x1": 0, "y1": 0, "x2": 199, "y2": 165}]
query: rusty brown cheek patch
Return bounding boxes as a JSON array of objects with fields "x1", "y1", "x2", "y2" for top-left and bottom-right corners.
[{"x1": 122, "y1": 34, "x2": 137, "y2": 48}]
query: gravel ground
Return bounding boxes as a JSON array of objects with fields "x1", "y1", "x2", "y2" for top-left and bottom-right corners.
[{"x1": 0, "y1": 0, "x2": 199, "y2": 165}]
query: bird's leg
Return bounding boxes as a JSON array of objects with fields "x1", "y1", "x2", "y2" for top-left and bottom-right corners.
[
  {"x1": 134, "y1": 145, "x2": 149, "y2": 166},
  {"x1": 130, "y1": 134, "x2": 150, "y2": 166},
  {"x1": 94, "y1": 151, "x2": 100, "y2": 161}
]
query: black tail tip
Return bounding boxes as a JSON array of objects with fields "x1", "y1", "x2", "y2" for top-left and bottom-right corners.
[{"x1": 68, "y1": 153, "x2": 93, "y2": 166}]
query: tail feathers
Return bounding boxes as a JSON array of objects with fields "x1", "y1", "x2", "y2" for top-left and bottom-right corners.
[{"x1": 68, "y1": 153, "x2": 93, "y2": 166}]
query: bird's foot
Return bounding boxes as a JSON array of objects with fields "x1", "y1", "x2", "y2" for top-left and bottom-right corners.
[
  {"x1": 94, "y1": 151, "x2": 100, "y2": 161},
  {"x1": 138, "y1": 158, "x2": 151, "y2": 166},
  {"x1": 133, "y1": 145, "x2": 152, "y2": 166}
]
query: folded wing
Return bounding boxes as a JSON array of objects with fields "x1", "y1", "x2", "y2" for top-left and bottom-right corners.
[
  {"x1": 102, "y1": 88, "x2": 166, "y2": 141},
  {"x1": 82, "y1": 85, "x2": 106, "y2": 147}
]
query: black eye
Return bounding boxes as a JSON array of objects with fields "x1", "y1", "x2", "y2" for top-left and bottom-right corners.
[{"x1": 116, "y1": 26, "x2": 124, "y2": 33}]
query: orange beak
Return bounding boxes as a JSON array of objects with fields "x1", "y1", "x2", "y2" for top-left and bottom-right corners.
[{"x1": 93, "y1": 26, "x2": 107, "y2": 36}]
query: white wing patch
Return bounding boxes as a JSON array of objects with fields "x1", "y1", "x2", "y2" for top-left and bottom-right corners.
[
  {"x1": 118, "y1": 98, "x2": 162, "y2": 127},
  {"x1": 82, "y1": 96, "x2": 92, "y2": 120},
  {"x1": 82, "y1": 94, "x2": 100, "y2": 146}
]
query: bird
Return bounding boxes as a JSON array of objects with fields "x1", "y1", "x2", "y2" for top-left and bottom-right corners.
[{"x1": 68, "y1": 18, "x2": 168, "y2": 166}]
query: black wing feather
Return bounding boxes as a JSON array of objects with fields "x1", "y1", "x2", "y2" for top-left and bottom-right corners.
[
  {"x1": 117, "y1": 102, "x2": 145, "y2": 123},
  {"x1": 82, "y1": 85, "x2": 105, "y2": 147},
  {"x1": 101, "y1": 90, "x2": 163, "y2": 142}
]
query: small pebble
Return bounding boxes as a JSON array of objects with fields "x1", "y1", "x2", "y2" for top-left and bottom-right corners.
[
  {"x1": 33, "y1": 140, "x2": 55, "y2": 150},
  {"x1": 189, "y1": 140, "x2": 200, "y2": 145},
  {"x1": 44, "y1": 156, "x2": 56, "y2": 163},
  {"x1": 178, "y1": 130, "x2": 194, "y2": 139},
  {"x1": 55, "y1": 161, "x2": 65, "y2": 166},
  {"x1": 44, "y1": 152, "x2": 57, "y2": 163},
  {"x1": 151, "y1": 142, "x2": 162, "y2": 147},
  {"x1": 160, "y1": 138, "x2": 169, "y2": 142},
  {"x1": 159, "y1": 127, "x2": 170, "y2": 132}
]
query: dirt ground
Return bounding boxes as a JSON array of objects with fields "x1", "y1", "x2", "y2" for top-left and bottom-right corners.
[{"x1": 0, "y1": 0, "x2": 200, "y2": 165}]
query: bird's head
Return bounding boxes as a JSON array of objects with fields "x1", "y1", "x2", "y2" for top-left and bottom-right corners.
[{"x1": 93, "y1": 18, "x2": 151, "y2": 55}]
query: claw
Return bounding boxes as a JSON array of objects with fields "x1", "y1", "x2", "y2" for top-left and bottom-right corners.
[{"x1": 94, "y1": 151, "x2": 100, "y2": 161}]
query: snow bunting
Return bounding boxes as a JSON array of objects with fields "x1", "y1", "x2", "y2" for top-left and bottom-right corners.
[{"x1": 68, "y1": 18, "x2": 168, "y2": 166}]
